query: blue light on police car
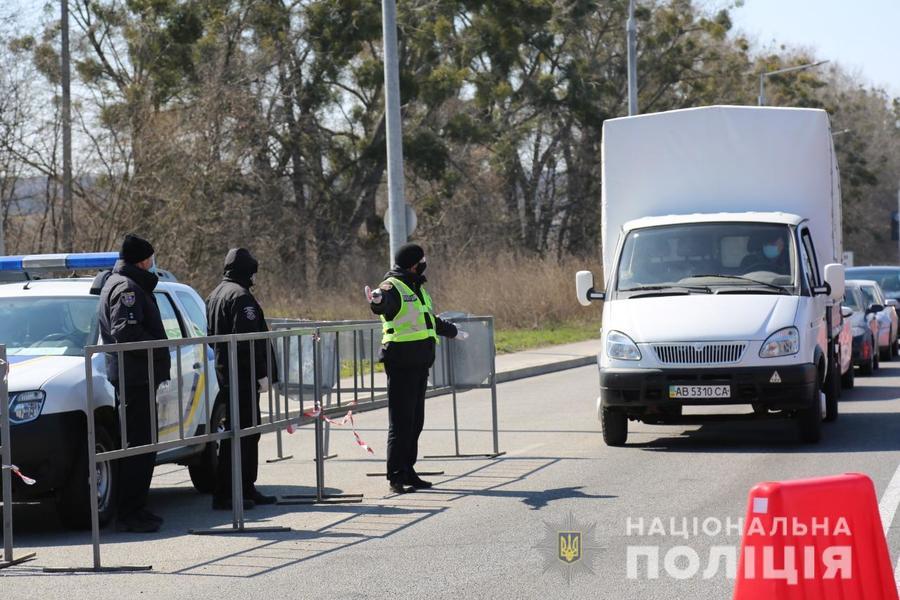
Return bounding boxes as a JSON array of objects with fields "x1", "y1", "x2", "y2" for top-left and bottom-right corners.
[
  {"x1": 0, "y1": 252, "x2": 118, "y2": 272},
  {"x1": 65, "y1": 252, "x2": 119, "y2": 270},
  {"x1": 0, "y1": 256, "x2": 25, "y2": 271}
]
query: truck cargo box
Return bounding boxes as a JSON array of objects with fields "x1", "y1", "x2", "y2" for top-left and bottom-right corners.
[{"x1": 601, "y1": 106, "x2": 841, "y2": 283}]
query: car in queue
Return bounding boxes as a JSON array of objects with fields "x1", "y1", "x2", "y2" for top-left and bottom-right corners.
[{"x1": 843, "y1": 281, "x2": 880, "y2": 377}]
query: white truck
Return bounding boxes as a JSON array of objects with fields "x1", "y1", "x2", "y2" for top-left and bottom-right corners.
[{"x1": 576, "y1": 106, "x2": 846, "y2": 445}]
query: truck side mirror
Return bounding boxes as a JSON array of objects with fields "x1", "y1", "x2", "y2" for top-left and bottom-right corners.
[
  {"x1": 821, "y1": 263, "x2": 845, "y2": 300},
  {"x1": 840, "y1": 306, "x2": 853, "y2": 319},
  {"x1": 576, "y1": 270, "x2": 605, "y2": 306},
  {"x1": 867, "y1": 304, "x2": 884, "y2": 315}
]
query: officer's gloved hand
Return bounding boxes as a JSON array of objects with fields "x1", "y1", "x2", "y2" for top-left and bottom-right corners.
[
  {"x1": 258, "y1": 377, "x2": 269, "y2": 393},
  {"x1": 365, "y1": 285, "x2": 383, "y2": 304},
  {"x1": 456, "y1": 329, "x2": 469, "y2": 341}
]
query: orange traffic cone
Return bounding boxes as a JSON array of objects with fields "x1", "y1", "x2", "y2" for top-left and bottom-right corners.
[{"x1": 733, "y1": 473, "x2": 897, "y2": 599}]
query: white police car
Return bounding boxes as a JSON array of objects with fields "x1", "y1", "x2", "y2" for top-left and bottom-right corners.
[{"x1": 5, "y1": 253, "x2": 222, "y2": 528}]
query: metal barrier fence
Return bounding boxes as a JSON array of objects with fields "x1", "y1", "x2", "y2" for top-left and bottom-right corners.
[
  {"x1": 270, "y1": 317, "x2": 503, "y2": 460},
  {"x1": 1, "y1": 345, "x2": 37, "y2": 569},
  {"x1": 44, "y1": 316, "x2": 500, "y2": 572}
]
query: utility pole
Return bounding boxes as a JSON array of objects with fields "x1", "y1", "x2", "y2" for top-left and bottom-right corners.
[
  {"x1": 897, "y1": 184, "x2": 900, "y2": 265},
  {"x1": 381, "y1": 0, "x2": 407, "y2": 266},
  {"x1": 626, "y1": 0, "x2": 638, "y2": 116},
  {"x1": 61, "y1": 0, "x2": 74, "y2": 252}
]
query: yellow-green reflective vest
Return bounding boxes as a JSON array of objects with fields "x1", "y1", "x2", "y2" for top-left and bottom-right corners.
[{"x1": 380, "y1": 277, "x2": 439, "y2": 344}]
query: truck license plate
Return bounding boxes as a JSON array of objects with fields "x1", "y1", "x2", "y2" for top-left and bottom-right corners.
[{"x1": 668, "y1": 385, "x2": 731, "y2": 399}]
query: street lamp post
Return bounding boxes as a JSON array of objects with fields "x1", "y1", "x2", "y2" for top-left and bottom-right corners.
[
  {"x1": 758, "y1": 60, "x2": 829, "y2": 106},
  {"x1": 381, "y1": 0, "x2": 407, "y2": 266},
  {"x1": 626, "y1": 0, "x2": 638, "y2": 116},
  {"x1": 61, "y1": 0, "x2": 74, "y2": 252}
]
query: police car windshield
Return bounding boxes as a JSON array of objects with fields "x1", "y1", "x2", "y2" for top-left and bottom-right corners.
[{"x1": 0, "y1": 297, "x2": 98, "y2": 356}]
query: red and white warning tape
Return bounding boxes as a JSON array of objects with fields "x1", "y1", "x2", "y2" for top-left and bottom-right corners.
[
  {"x1": 4, "y1": 464, "x2": 36, "y2": 485},
  {"x1": 286, "y1": 408, "x2": 375, "y2": 454}
]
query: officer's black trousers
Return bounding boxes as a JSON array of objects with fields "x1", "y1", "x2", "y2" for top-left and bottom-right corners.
[
  {"x1": 115, "y1": 384, "x2": 158, "y2": 517},
  {"x1": 214, "y1": 382, "x2": 261, "y2": 499},
  {"x1": 385, "y1": 364, "x2": 430, "y2": 483}
]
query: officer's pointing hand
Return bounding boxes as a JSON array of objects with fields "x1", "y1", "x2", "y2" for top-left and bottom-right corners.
[
  {"x1": 365, "y1": 285, "x2": 383, "y2": 304},
  {"x1": 456, "y1": 329, "x2": 469, "y2": 341}
]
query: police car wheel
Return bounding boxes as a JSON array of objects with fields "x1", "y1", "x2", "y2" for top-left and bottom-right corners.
[
  {"x1": 188, "y1": 401, "x2": 227, "y2": 494},
  {"x1": 56, "y1": 425, "x2": 116, "y2": 529}
]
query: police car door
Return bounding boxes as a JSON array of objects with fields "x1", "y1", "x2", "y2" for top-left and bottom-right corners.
[
  {"x1": 154, "y1": 292, "x2": 193, "y2": 442},
  {"x1": 171, "y1": 289, "x2": 218, "y2": 437}
]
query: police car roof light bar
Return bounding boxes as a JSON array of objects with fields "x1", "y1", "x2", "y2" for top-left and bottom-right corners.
[{"x1": 0, "y1": 252, "x2": 119, "y2": 272}]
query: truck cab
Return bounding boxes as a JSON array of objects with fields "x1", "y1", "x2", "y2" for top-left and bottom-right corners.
[{"x1": 576, "y1": 106, "x2": 845, "y2": 446}]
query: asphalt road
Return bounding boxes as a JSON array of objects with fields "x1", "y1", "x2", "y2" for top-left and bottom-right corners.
[{"x1": 4, "y1": 358, "x2": 900, "y2": 598}]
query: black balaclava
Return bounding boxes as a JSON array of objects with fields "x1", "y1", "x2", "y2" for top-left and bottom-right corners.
[{"x1": 223, "y1": 248, "x2": 259, "y2": 287}]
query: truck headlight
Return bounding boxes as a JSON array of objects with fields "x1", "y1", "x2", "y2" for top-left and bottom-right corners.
[
  {"x1": 607, "y1": 330, "x2": 641, "y2": 361},
  {"x1": 8, "y1": 390, "x2": 46, "y2": 424},
  {"x1": 759, "y1": 327, "x2": 800, "y2": 358}
]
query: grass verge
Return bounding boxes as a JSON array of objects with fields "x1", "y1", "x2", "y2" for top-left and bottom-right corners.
[{"x1": 493, "y1": 321, "x2": 599, "y2": 354}]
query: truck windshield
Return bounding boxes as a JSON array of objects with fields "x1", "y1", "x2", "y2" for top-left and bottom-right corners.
[
  {"x1": 0, "y1": 297, "x2": 99, "y2": 356},
  {"x1": 616, "y1": 223, "x2": 796, "y2": 293}
]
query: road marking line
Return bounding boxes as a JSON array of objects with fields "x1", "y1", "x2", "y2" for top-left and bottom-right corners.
[
  {"x1": 508, "y1": 442, "x2": 546, "y2": 456},
  {"x1": 877, "y1": 462, "x2": 900, "y2": 590},
  {"x1": 879, "y1": 463, "x2": 900, "y2": 536}
]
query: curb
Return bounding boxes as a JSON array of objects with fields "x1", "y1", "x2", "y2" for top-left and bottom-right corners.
[{"x1": 496, "y1": 355, "x2": 597, "y2": 384}]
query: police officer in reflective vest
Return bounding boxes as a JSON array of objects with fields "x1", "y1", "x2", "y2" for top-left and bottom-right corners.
[{"x1": 367, "y1": 244, "x2": 467, "y2": 493}]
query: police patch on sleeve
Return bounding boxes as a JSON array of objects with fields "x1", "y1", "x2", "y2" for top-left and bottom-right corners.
[
  {"x1": 243, "y1": 305, "x2": 257, "y2": 320},
  {"x1": 121, "y1": 291, "x2": 136, "y2": 307}
]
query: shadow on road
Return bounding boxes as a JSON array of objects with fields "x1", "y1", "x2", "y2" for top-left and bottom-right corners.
[
  {"x1": 629, "y1": 410, "x2": 900, "y2": 453},
  {"x1": 417, "y1": 457, "x2": 615, "y2": 510},
  {"x1": 5, "y1": 455, "x2": 591, "y2": 577}
]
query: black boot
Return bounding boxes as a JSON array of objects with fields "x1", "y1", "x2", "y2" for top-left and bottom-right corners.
[
  {"x1": 246, "y1": 488, "x2": 277, "y2": 505},
  {"x1": 389, "y1": 480, "x2": 412, "y2": 494},
  {"x1": 408, "y1": 471, "x2": 432, "y2": 489}
]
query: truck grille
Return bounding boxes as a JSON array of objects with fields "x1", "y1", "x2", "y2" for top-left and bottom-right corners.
[{"x1": 652, "y1": 343, "x2": 746, "y2": 366}]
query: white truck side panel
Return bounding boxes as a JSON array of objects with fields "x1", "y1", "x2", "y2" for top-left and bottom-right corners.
[{"x1": 601, "y1": 105, "x2": 841, "y2": 284}]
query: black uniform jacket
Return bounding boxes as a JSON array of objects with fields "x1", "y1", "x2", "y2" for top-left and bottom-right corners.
[
  {"x1": 99, "y1": 260, "x2": 172, "y2": 388},
  {"x1": 369, "y1": 268, "x2": 458, "y2": 369},
  {"x1": 206, "y1": 251, "x2": 278, "y2": 388}
]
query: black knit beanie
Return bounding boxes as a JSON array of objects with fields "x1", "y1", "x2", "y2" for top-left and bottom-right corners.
[
  {"x1": 120, "y1": 234, "x2": 155, "y2": 264},
  {"x1": 394, "y1": 243, "x2": 425, "y2": 269}
]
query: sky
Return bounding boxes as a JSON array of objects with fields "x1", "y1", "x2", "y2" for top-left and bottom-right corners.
[{"x1": 724, "y1": 0, "x2": 900, "y2": 96}]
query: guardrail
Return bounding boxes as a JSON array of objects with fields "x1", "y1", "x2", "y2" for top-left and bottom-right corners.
[
  {"x1": 1, "y1": 345, "x2": 37, "y2": 569},
  {"x1": 47, "y1": 316, "x2": 501, "y2": 572}
]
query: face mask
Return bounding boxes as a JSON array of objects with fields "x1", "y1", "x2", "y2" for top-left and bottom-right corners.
[
  {"x1": 250, "y1": 273, "x2": 257, "y2": 286},
  {"x1": 416, "y1": 261, "x2": 427, "y2": 275},
  {"x1": 762, "y1": 244, "x2": 781, "y2": 260}
]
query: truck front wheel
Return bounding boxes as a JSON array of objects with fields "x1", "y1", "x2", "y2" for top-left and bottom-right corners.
[
  {"x1": 602, "y1": 407, "x2": 628, "y2": 446},
  {"x1": 795, "y1": 389, "x2": 823, "y2": 444}
]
